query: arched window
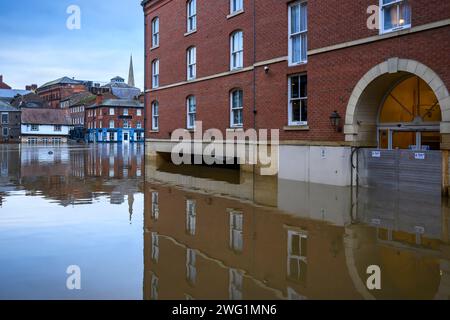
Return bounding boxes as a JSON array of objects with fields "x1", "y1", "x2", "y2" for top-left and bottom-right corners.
[
  {"x1": 187, "y1": 47, "x2": 196, "y2": 80},
  {"x1": 151, "y1": 101, "x2": 159, "y2": 131},
  {"x1": 186, "y1": 96, "x2": 196, "y2": 129},
  {"x1": 230, "y1": 31, "x2": 243, "y2": 70},
  {"x1": 152, "y1": 59, "x2": 159, "y2": 88},
  {"x1": 230, "y1": 89, "x2": 243, "y2": 127},
  {"x1": 151, "y1": 17, "x2": 159, "y2": 47}
]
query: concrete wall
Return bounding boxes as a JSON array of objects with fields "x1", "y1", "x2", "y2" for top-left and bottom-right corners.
[{"x1": 278, "y1": 145, "x2": 352, "y2": 186}]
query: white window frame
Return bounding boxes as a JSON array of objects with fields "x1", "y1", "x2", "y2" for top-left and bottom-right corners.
[
  {"x1": 151, "y1": 192, "x2": 159, "y2": 220},
  {"x1": 186, "y1": 199, "x2": 196, "y2": 236},
  {"x1": 152, "y1": 59, "x2": 159, "y2": 88},
  {"x1": 288, "y1": 74, "x2": 308, "y2": 126},
  {"x1": 187, "y1": 47, "x2": 196, "y2": 80},
  {"x1": 186, "y1": 248, "x2": 197, "y2": 285},
  {"x1": 152, "y1": 17, "x2": 160, "y2": 48},
  {"x1": 151, "y1": 101, "x2": 159, "y2": 131},
  {"x1": 109, "y1": 108, "x2": 115, "y2": 115},
  {"x1": 229, "y1": 269, "x2": 243, "y2": 300},
  {"x1": 31, "y1": 124, "x2": 39, "y2": 131},
  {"x1": 230, "y1": 89, "x2": 243, "y2": 128},
  {"x1": 186, "y1": 96, "x2": 196, "y2": 129},
  {"x1": 287, "y1": 230, "x2": 308, "y2": 282},
  {"x1": 151, "y1": 232, "x2": 159, "y2": 262},
  {"x1": 230, "y1": 0, "x2": 243, "y2": 14},
  {"x1": 379, "y1": 0, "x2": 412, "y2": 34},
  {"x1": 123, "y1": 108, "x2": 129, "y2": 116},
  {"x1": 229, "y1": 211, "x2": 243, "y2": 252},
  {"x1": 288, "y1": 1, "x2": 308, "y2": 66},
  {"x1": 151, "y1": 274, "x2": 159, "y2": 300},
  {"x1": 1, "y1": 113, "x2": 8, "y2": 124},
  {"x1": 123, "y1": 120, "x2": 129, "y2": 129},
  {"x1": 230, "y1": 31, "x2": 244, "y2": 70},
  {"x1": 136, "y1": 121, "x2": 142, "y2": 129},
  {"x1": 109, "y1": 120, "x2": 115, "y2": 129},
  {"x1": 187, "y1": 0, "x2": 197, "y2": 32},
  {"x1": 54, "y1": 125, "x2": 62, "y2": 132},
  {"x1": 2, "y1": 127, "x2": 8, "y2": 137},
  {"x1": 137, "y1": 109, "x2": 142, "y2": 116}
]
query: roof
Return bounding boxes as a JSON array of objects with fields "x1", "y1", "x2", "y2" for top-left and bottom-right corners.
[
  {"x1": 0, "y1": 82, "x2": 11, "y2": 90},
  {"x1": 61, "y1": 91, "x2": 96, "y2": 107},
  {"x1": 21, "y1": 108, "x2": 71, "y2": 125},
  {"x1": 10, "y1": 93, "x2": 49, "y2": 109},
  {"x1": 38, "y1": 77, "x2": 84, "y2": 90},
  {"x1": 87, "y1": 98, "x2": 143, "y2": 109},
  {"x1": 0, "y1": 100, "x2": 20, "y2": 112},
  {"x1": 0, "y1": 89, "x2": 32, "y2": 99}
]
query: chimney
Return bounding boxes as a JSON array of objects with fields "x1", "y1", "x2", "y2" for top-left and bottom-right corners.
[
  {"x1": 96, "y1": 94, "x2": 103, "y2": 105},
  {"x1": 0, "y1": 75, "x2": 3, "y2": 83}
]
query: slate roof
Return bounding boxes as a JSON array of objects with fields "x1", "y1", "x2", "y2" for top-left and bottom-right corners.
[
  {"x1": 87, "y1": 98, "x2": 143, "y2": 109},
  {"x1": 0, "y1": 89, "x2": 32, "y2": 100},
  {"x1": 10, "y1": 93, "x2": 49, "y2": 109},
  {"x1": 0, "y1": 100, "x2": 20, "y2": 112},
  {"x1": 38, "y1": 77, "x2": 84, "y2": 90},
  {"x1": 21, "y1": 108, "x2": 71, "y2": 125},
  {"x1": 61, "y1": 91, "x2": 96, "y2": 107}
]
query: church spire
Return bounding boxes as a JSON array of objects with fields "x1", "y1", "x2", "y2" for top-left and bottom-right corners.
[{"x1": 128, "y1": 54, "x2": 135, "y2": 87}]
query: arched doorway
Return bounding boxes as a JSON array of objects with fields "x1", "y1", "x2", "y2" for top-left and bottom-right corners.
[
  {"x1": 345, "y1": 58, "x2": 450, "y2": 193},
  {"x1": 378, "y1": 76, "x2": 441, "y2": 150}
]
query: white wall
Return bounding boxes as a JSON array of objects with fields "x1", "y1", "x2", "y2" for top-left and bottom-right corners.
[
  {"x1": 21, "y1": 124, "x2": 70, "y2": 136},
  {"x1": 278, "y1": 145, "x2": 352, "y2": 186}
]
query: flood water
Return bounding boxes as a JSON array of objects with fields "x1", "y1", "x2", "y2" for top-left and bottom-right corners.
[{"x1": 0, "y1": 144, "x2": 449, "y2": 300}]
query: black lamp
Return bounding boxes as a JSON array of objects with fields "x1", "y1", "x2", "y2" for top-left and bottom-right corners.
[{"x1": 329, "y1": 110, "x2": 342, "y2": 132}]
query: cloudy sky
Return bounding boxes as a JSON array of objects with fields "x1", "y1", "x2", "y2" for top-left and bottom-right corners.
[{"x1": 0, "y1": 0, "x2": 144, "y2": 89}]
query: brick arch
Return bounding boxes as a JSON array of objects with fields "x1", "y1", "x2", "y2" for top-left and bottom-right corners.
[{"x1": 344, "y1": 58, "x2": 450, "y2": 145}]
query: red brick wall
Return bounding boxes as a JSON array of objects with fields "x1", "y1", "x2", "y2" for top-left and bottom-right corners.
[
  {"x1": 86, "y1": 106, "x2": 144, "y2": 129},
  {"x1": 38, "y1": 85, "x2": 87, "y2": 109},
  {"x1": 144, "y1": 0, "x2": 450, "y2": 141}
]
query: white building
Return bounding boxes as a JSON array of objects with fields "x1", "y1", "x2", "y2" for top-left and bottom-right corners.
[{"x1": 21, "y1": 108, "x2": 71, "y2": 144}]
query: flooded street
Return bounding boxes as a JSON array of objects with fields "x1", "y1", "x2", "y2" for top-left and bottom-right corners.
[{"x1": 0, "y1": 144, "x2": 449, "y2": 300}]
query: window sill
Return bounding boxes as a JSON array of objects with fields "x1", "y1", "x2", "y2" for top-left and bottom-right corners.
[
  {"x1": 284, "y1": 125, "x2": 310, "y2": 131},
  {"x1": 184, "y1": 29, "x2": 197, "y2": 37},
  {"x1": 150, "y1": 45, "x2": 159, "y2": 51},
  {"x1": 288, "y1": 60, "x2": 307, "y2": 67},
  {"x1": 227, "y1": 10, "x2": 244, "y2": 19},
  {"x1": 149, "y1": 130, "x2": 159, "y2": 133},
  {"x1": 379, "y1": 25, "x2": 411, "y2": 35},
  {"x1": 230, "y1": 67, "x2": 244, "y2": 72},
  {"x1": 227, "y1": 127, "x2": 244, "y2": 132}
]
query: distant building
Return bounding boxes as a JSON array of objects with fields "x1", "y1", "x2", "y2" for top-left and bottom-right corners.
[
  {"x1": 0, "y1": 100, "x2": 21, "y2": 143},
  {"x1": 20, "y1": 108, "x2": 71, "y2": 144},
  {"x1": 86, "y1": 96, "x2": 144, "y2": 143},
  {"x1": 25, "y1": 84, "x2": 38, "y2": 92},
  {"x1": 10, "y1": 93, "x2": 50, "y2": 109},
  {"x1": 0, "y1": 75, "x2": 11, "y2": 89},
  {"x1": 0, "y1": 89, "x2": 32, "y2": 102},
  {"x1": 60, "y1": 91, "x2": 96, "y2": 140},
  {"x1": 101, "y1": 76, "x2": 141, "y2": 100},
  {"x1": 36, "y1": 77, "x2": 87, "y2": 109}
]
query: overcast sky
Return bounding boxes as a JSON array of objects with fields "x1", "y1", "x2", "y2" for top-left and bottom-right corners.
[{"x1": 0, "y1": 0, "x2": 144, "y2": 90}]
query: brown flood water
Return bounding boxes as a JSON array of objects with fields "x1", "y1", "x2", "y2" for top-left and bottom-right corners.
[{"x1": 0, "y1": 144, "x2": 449, "y2": 300}]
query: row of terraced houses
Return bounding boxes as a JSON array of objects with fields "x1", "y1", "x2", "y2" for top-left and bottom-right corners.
[{"x1": 142, "y1": 0, "x2": 450, "y2": 193}]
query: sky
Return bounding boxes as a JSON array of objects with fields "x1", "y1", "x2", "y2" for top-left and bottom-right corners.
[{"x1": 0, "y1": 0, "x2": 144, "y2": 90}]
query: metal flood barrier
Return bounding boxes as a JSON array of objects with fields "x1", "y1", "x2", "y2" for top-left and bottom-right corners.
[{"x1": 358, "y1": 149, "x2": 442, "y2": 194}]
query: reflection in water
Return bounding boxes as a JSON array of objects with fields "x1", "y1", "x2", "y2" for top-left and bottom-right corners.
[
  {"x1": 0, "y1": 144, "x2": 144, "y2": 300},
  {"x1": 0, "y1": 144, "x2": 449, "y2": 299},
  {"x1": 144, "y1": 160, "x2": 450, "y2": 300}
]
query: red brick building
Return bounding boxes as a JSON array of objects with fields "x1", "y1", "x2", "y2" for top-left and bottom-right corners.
[
  {"x1": 85, "y1": 94, "x2": 145, "y2": 143},
  {"x1": 36, "y1": 77, "x2": 87, "y2": 109},
  {"x1": 143, "y1": 0, "x2": 450, "y2": 192}
]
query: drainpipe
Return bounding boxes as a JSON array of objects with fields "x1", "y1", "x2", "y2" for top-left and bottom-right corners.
[{"x1": 252, "y1": 0, "x2": 257, "y2": 202}]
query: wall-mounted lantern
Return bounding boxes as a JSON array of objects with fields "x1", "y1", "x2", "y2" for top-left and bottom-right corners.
[{"x1": 329, "y1": 110, "x2": 342, "y2": 132}]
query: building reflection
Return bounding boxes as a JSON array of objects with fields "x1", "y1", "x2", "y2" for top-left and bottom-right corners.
[
  {"x1": 0, "y1": 144, "x2": 144, "y2": 209},
  {"x1": 143, "y1": 161, "x2": 450, "y2": 300}
]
